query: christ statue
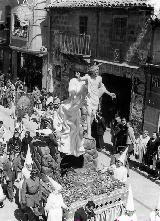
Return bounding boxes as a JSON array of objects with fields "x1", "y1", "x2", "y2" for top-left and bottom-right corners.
[{"x1": 79, "y1": 65, "x2": 116, "y2": 138}]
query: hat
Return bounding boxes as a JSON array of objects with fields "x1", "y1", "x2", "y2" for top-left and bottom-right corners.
[
  {"x1": 126, "y1": 185, "x2": 134, "y2": 211},
  {"x1": 118, "y1": 147, "x2": 128, "y2": 165},
  {"x1": 47, "y1": 175, "x2": 62, "y2": 191},
  {"x1": 155, "y1": 193, "x2": 160, "y2": 210},
  {"x1": 24, "y1": 145, "x2": 33, "y2": 165}
]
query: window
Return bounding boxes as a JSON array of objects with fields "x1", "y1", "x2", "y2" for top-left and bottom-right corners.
[
  {"x1": 79, "y1": 16, "x2": 88, "y2": 34},
  {"x1": 12, "y1": 14, "x2": 28, "y2": 38},
  {"x1": 112, "y1": 17, "x2": 127, "y2": 41}
]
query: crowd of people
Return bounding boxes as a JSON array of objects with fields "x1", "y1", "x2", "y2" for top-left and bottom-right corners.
[
  {"x1": 110, "y1": 114, "x2": 160, "y2": 176},
  {"x1": 0, "y1": 76, "x2": 61, "y2": 114},
  {"x1": 0, "y1": 66, "x2": 159, "y2": 221}
]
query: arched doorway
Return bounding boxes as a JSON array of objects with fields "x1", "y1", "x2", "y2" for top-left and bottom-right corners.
[{"x1": 101, "y1": 73, "x2": 132, "y2": 127}]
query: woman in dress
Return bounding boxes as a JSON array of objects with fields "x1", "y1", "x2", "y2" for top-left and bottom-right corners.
[
  {"x1": 45, "y1": 176, "x2": 69, "y2": 221},
  {"x1": 136, "y1": 130, "x2": 150, "y2": 163}
]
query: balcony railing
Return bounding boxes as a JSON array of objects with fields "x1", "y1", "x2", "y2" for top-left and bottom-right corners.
[
  {"x1": 53, "y1": 32, "x2": 91, "y2": 56},
  {"x1": 0, "y1": 29, "x2": 10, "y2": 44}
]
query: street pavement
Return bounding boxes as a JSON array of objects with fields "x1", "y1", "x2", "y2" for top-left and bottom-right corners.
[{"x1": 0, "y1": 106, "x2": 159, "y2": 221}]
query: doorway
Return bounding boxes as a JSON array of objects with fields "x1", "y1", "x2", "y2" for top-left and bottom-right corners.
[{"x1": 101, "y1": 73, "x2": 132, "y2": 127}]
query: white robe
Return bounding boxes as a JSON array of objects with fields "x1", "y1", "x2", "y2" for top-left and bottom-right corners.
[
  {"x1": 150, "y1": 211, "x2": 160, "y2": 221},
  {"x1": 19, "y1": 167, "x2": 31, "y2": 202},
  {"x1": 45, "y1": 192, "x2": 66, "y2": 221},
  {"x1": 116, "y1": 214, "x2": 138, "y2": 221},
  {"x1": 113, "y1": 166, "x2": 128, "y2": 183},
  {"x1": 0, "y1": 183, "x2": 5, "y2": 202}
]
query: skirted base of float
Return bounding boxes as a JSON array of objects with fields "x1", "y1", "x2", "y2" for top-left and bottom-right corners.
[{"x1": 64, "y1": 187, "x2": 127, "y2": 221}]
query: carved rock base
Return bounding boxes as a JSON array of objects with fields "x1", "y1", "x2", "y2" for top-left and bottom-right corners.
[{"x1": 83, "y1": 136, "x2": 98, "y2": 170}]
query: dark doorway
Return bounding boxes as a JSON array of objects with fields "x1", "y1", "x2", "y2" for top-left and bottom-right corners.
[
  {"x1": 101, "y1": 74, "x2": 132, "y2": 127},
  {"x1": 18, "y1": 54, "x2": 42, "y2": 92}
]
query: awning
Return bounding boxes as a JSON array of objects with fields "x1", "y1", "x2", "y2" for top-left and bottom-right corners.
[{"x1": 94, "y1": 59, "x2": 139, "y2": 69}]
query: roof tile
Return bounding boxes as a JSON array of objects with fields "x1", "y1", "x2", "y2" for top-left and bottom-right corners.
[{"x1": 47, "y1": 0, "x2": 151, "y2": 8}]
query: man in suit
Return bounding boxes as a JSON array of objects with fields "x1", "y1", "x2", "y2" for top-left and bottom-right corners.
[
  {"x1": 95, "y1": 112, "x2": 106, "y2": 152},
  {"x1": 111, "y1": 115, "x2": 122, "y2": 153}
]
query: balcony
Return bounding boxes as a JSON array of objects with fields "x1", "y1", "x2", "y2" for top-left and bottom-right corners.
[
  {"x1": 0, "y1": 29, "x2": 10, "y2": 45},
  {"x1": 53, "y1": 31, "x2": 91, "y2": 56}
]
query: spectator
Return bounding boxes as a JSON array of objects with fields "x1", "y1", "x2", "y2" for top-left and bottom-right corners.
[
  {"x1": 3, "y1": 151, "x2": 15, "y2": 202},
  {"x1": 46, "y1": 92, "x2": 54, "y2": 107},
  {"x1": 156, "y1": 146, "x2": 160, "y2": 179},
  {"x1": 95, "y1": 112, "x2": 106, "y2": 152},
  {"x1": 32, "y1": 86, "x2": 41, "y2": 109},
  {"x1": 135, "y1": 130, "x2": 150, "y2": 163},
  {"x1": 111, "y1": 115, "x2": 122, "y2": 153},
  {"x1": 0, "y1": 121, "x2": 5, "y2": 140},
  {"x1": 116, "y1": 117, "x2": 128, "y2": 153},
  {"x1": 7, "y1": 131, "x2": 22, "y2": 154},
  {"x1": 21, "y1": 131, "x2": 33, "y2": 158},
  {"x1": 41, "y1": 88, "x2": 47, "y2": 110},
  {"x1": 126, "y1": 121, "x2": 136, "y2": 158},
  {"x1": 145, "y1": 132, "x2": 160, "y2": 169},
  {"x1": 0, "y1": 167, "x2": 6, "y2": 208},
  {"x1": 74, "y1": 200, "x2": 95, "y2": 221}
]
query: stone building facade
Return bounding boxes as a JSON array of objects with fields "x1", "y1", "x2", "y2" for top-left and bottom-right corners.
[
  {"x1": 0, "y1": 0, "x2": 19, "y2": 77},
  {"x1": 10, "y1": 0, "x2": 49, "y2": 91},
  {"x1": 47, "y1": 0, "x2": 153, "y2": 133},
  {"x1": 143, "y1": 19, "x2": 160, "y2": 134}
]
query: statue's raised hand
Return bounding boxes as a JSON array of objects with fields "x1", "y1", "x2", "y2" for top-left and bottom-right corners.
[{"x1": 110, "y1": 93, "x2": 116, "y2": 99}]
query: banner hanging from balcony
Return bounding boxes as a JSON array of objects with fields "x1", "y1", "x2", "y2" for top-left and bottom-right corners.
[{"x1": 15, "y1": 4, "x2": 33, "y2": 26}]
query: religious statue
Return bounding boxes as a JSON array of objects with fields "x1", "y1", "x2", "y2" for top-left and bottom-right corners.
[
  {"x1": 40, "y1": 66, "x2": 115, "y2": 157},
  {"x1": 79, "y1": 65, "x2": 116, "y2": 138}
]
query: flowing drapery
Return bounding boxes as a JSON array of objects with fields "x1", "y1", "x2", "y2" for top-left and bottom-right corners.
[{"x1": 57, "y1": 78, "x2": 87, "y2": 156}]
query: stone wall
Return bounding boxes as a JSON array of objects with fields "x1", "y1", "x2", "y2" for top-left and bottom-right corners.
[{"x1": 50, "y1": 8, "x2": 151, "y2": 65}]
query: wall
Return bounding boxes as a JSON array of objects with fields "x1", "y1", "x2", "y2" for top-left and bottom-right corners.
[
  {"x1": 144, "y1": 66, "x2": 160, "y2": 134},
  {"x1": 10, "y1": 0, "x2": 48, "y2": 52},
  {"x1": 50, "y1": 7, "x2": 151, "y2": 65},
  {"x1": 0, "y1": 0, "x2": 19, "y2": 23},
  {"x1": 49, "y1": 7, "x2": 151, "y2": 130},
  {"x1": 152, "y1": 27, "x2": 160, "y2": 64}
]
